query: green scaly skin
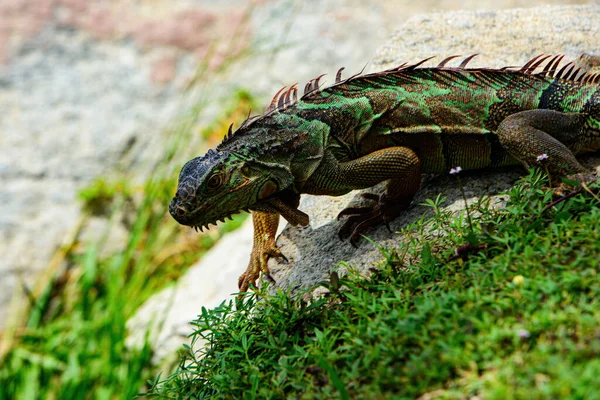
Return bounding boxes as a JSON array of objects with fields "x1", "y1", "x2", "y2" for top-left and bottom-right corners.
[{"x1": 169, "y1": 54, "x2": 600, "y2": 293}]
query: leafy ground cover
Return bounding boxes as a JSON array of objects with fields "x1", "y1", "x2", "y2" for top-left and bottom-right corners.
[{"x1": 147, "y1": 170, "x2": 600, "y2": 399}]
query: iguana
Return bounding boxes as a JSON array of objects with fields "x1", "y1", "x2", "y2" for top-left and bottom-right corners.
[{"x1": 169, "y1": 54, "x2": 600, "y2": 293}]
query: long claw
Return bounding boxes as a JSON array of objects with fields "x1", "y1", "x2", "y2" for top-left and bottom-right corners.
[
  {"x1": 278, "y1": 251, "x2": 289, "y2": 264},
  {"x1": 360, "y1": 192, "x2": 380, "y2": 201},
  {"x1": 384, "y1": 219, "x2": 392, "y2": 233},
  {"x1": 338, "y1": 193, "x2": 384, "y2": 219},
  {"x1": 337, "y1": 207, "x2": 370, "y2": 219},
  {"x1": 349, "y1": 214, "x2": 383, "y2": 243},
  {"x1": 237, "y1": 272, "x2": 250, "y2": 298},
  {"x1": 338, "y1": 218, "x2": 356, "y2": 240}
]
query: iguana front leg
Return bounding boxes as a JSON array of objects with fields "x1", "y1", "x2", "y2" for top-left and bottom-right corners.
[
  {"x1": 238, "y1": 211, "x2": 282, "y2": 293},
  {"x1": 238, "y1": 192, "x2": 308, "y2": 293},
  {"x1": 497, "y1": 109, "x2": 589, "y2": 177},
  {"x1": 304, "y1": 146, "x2": 422, "y2": 243}
]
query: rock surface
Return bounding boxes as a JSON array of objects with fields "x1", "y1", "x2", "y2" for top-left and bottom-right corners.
[{"x1": 127, "y1": 4, "x2": 600, "y2": 364}]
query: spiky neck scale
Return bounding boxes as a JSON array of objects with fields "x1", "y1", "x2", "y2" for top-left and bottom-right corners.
[{"x1": 218, "y1": 113, "x2": 302, "y2": 162}]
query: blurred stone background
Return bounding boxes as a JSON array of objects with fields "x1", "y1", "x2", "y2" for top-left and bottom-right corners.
[{"x1": 0, "y1": 0, "x2": 594, "y2": 332}]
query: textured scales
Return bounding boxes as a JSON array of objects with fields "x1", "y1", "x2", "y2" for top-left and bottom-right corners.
[{"x1": 169, "y1": 54, "x2": 600, "y2": 294}]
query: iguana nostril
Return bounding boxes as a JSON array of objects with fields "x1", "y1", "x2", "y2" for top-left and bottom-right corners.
[{"x1": 168, "y1": 197, "x2": 187, "y2": 220}]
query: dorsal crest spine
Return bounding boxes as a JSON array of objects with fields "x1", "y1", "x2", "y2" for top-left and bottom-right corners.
[{"x1": 217, "y1": 54, "x2": 599, "y2": 150}]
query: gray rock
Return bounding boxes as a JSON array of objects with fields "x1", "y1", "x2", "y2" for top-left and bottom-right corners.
[
  {"x1": 269, "y1": 173, "x2": 519, "y2": 291},
  {"x1": 374, "y1": 5, "x2": 600, "y2": 70}
]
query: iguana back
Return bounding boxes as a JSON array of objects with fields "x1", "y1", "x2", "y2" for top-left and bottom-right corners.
[{"x1": 264, "y1": 55, "x2": 600, "y2": 173}]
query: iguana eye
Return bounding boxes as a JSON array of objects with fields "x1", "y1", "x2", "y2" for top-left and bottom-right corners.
[{"x1": 206, "y1": 172, "x2": 224, "y2": 191}]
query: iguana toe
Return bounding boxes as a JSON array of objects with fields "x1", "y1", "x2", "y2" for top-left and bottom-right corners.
[
  {"x1": 554, "y1": 171, "x2": 598, "y2": 195},
  {"x1": 566, "y1": 171, "x2": 598, "y2": 185},
  {"x1": 237, "y1": 241, "x2": 285, "y2": 297}
]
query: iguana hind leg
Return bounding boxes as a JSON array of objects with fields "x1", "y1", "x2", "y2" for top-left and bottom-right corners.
[
  {"x1": 304, "y1": 146, "x2": 421, "y2": 244},
  {"x1": 497, "y1": 109, "x2": 589, "y2": 177}
]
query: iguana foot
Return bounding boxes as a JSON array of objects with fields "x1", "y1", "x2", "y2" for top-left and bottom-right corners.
[
  {"x1": 565, "y1": 172, "x2": 598, "y2": 184},
  {"x1": 337, "y1": 193, "x2": 406, "y2": 245},
  {"x1": 238, "y1": 238, "x2": 287, "y2": 295},
  {"x1": 237, "y1": 211, "x2": 287, "y2": 297},
  {"x1": 555, "y1": 171, "x2": 598, "y2": 195},
  {"x1": 304, "y1": 145, "x2": 420, "y2": 245}
]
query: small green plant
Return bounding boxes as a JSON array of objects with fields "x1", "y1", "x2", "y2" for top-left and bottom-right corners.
[{"x1": 146, "y1": 170, "x2": 600, "y2": 399}]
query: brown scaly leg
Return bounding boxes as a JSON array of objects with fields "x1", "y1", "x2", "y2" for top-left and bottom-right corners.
[
  {"x1": 304, "y1": 146, "x2": 421, "y2": 245},
  {"x1": 497, "y1": 109, "x2": 590, "y2": 179},
  {"x1": 238, "y1": 211, "x2": 284, "y2": 294}
]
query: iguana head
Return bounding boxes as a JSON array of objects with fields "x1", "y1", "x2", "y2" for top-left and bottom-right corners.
[{"x1": 169, "y1": 149, "x2": 307, "y2": 230}]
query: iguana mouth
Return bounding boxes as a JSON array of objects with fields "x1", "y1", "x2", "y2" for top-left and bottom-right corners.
[
  {"x1": 189, "y1": 209, "x2": 245, "y2": 232},
  {"x1": 178, "y1": 197, "x2": 308, "y2": 232}
]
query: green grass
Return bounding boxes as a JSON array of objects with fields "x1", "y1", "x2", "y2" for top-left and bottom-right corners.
[{"x1": 146, "y1": 170, "x2": 600, "y2": 399}]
